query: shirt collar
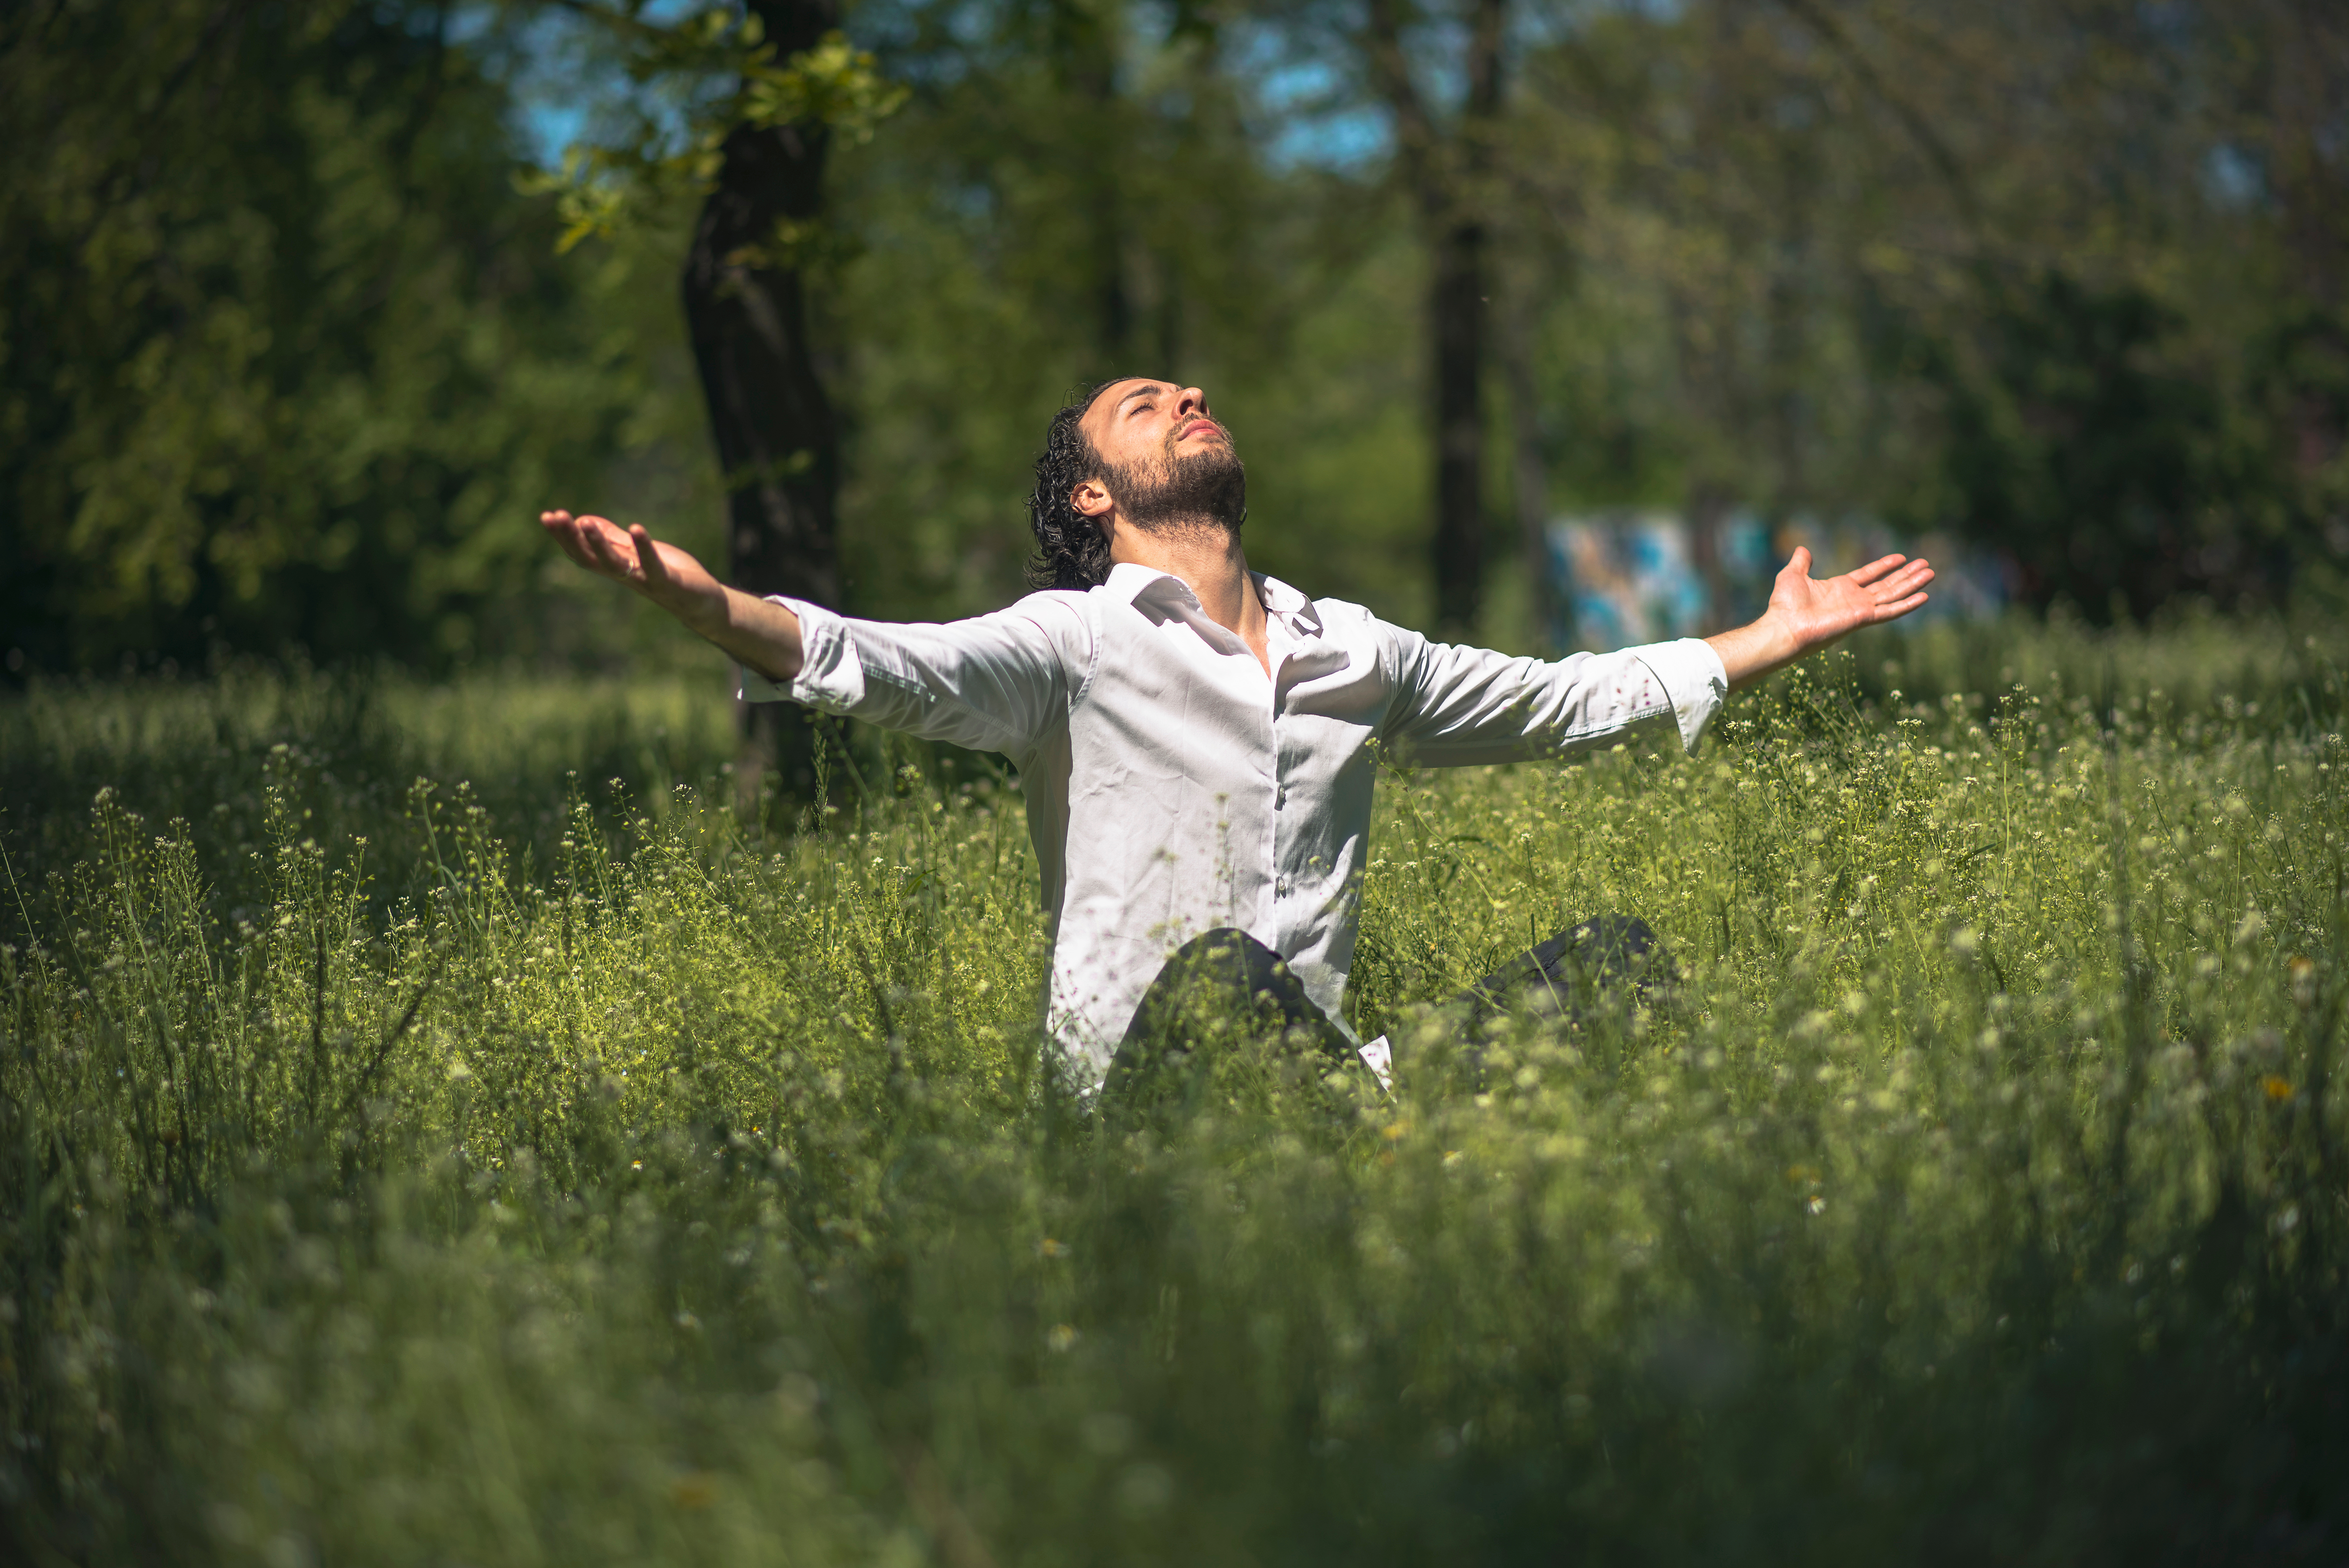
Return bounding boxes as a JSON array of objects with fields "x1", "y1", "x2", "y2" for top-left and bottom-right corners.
[
  {"x1": 1099, "y1": 563, "x2": 1324, "y2": 639},
  {"x1": 1252, "y1": 572, "x2": 1323, "y2": 637},
  {"x1": 1102, "y1": 561, "x2": 1187, "y2": 608}
]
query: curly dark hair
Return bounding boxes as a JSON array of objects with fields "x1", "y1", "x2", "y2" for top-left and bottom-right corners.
[{"x1": 1026, "y1": 377, "x2": 1137, "y2": 591}]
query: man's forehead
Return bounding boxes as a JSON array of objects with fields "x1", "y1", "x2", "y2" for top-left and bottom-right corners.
[{"x1": 1083, "y1": 377, "x2": 1175, "y2": 425}]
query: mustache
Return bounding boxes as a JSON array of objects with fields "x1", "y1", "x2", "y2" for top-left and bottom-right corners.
[{"x1": 1164, "y1": 418, "x2": 1231, "y2": 454}]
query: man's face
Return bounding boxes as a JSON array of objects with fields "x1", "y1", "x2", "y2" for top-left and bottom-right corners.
[{"x1": 1074, "y1": 378, "x2": 1246, "y2": 535}]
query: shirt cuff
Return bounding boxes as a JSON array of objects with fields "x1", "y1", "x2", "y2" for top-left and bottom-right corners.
[
  {"x1": 1631, "y1": 637, "x2": 1729, "y2": 755},
  {"x1": 735, "y1": 596, "x2": 866, "y2": 712}
]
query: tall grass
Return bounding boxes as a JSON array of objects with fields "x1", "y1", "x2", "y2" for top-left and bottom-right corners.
[{"x1": 2, "y1": 616, "x2": 2345, "y2": 1565}]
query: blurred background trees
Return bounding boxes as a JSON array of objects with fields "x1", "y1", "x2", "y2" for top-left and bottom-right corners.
[
  {"x1": 3, "y1": 0, "x2": 2344, "y2": 677},
  {"x1": 0, "y1": 0, "x2": 668, "y2": 670}
]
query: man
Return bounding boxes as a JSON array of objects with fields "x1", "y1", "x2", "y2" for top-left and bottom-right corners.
[{"x1": 540, "y1": 377, "x2": 1932, "y2": 1094}]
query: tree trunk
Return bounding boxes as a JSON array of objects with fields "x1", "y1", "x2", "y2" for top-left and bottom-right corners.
[
  {"x1": 682, "y1": 0, "x2": 842, "y2": 807},
  {"x1": 1497, "y1": 290, "x2": 1558, "y2": 653},
  {"x1": 1049, "y1": 0, "x2": 1132, "y2": 365},
  {"x1": 1366, "y1": 0, "x2": 1507, "y2": 637},
  {"x1": 1429, "y1": 215, "x2": 1486, "y2": 634}
]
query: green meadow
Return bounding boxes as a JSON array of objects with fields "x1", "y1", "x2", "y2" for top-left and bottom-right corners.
[{"x1": 2, "y1": 612, "x2": 2344, "y2": 1565}]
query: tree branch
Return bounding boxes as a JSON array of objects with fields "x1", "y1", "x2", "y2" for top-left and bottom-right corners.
[
  {"x1": 1769, "y1": 0, "x2": 1986, "y2": 247},
  {"x1": 1362, "y1": 0, "x2": 1439, "y2": 198}
]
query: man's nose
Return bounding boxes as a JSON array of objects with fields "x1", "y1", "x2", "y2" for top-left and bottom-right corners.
[{"x1": 1173, "y1": 385, "x2": 1208, "y2": 420}]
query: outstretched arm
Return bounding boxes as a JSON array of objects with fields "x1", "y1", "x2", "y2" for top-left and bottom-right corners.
[
  {"x1": 1705, "y1": 547, "x2": 1934, "y2": 690},
  {"x1": 538, "y1": 510, "x2": 803, "y2": 683},
  {"x1": 1381, "y1": 545, "x2": 1935, "y2": 768}
]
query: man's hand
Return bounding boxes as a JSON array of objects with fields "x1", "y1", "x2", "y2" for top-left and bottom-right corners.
[
  {"x1": 538, "y1": 509, "x2": 803, "y2": 683},
  {"x1": 539, "y1": 510, "x2": 728, "y2": 632},
  {"x1": 1706, "y1": 547, "x2": 1935, "y2": 690}
]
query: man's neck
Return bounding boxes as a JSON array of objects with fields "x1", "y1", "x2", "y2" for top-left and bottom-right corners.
[{"x1": 1109, "y1": 516, "x2": 1269, "y2": 672}]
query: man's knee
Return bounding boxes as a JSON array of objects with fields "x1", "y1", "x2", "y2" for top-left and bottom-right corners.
[
  {"x1": 1558, "y1": 914, "x2": 1661, "y2": 972},
  {"x1": 1107, "y1": 927, "x2": 1362, "y2": 1119},
  {"x1": 1159, "y1": 927, "x2": 1330, "y2": 1030},
  {"x1": 1162, "y1": 927, "x2": 1280, "y2": 991},
  {"x1": 1464, "y1": 912, "x2": 1670, "y2": 1020}
]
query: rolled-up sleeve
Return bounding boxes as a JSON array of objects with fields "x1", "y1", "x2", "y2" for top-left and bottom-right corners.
[
  {"x1": 1379, "y1": 629, "x2": 1728, "y2": 766},
  {"x1": 738, "y1": 596, "x2": 1077, "y2": 760}
]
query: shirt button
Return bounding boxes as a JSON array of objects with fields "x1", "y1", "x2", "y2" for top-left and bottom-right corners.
[{"x1": 1275, "y1": 878, "x2": 1289, "y2": 896}]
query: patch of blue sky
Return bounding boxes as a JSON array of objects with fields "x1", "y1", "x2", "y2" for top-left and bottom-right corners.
[
  {"x1": 1224, "y1": 26, "x2": 1390, "y2": 172},
  {"x1": 1506, "y1": 0, "x2": 1682, "y2": 62},
  {"x1": 2201, "y1": 143, "x2": 2264, "y2": 209},
  {"x1": 455, "y1": 0, "x2": 711, "y2": 167},
  {"x1": 1221, "y1": 0, "x2": 1654, "y2": 174},
  {"x1": 851, "y1": 0, "x2": 989, "y2": 87},
  {"x1": 1266, "y1": 102, "x2": 1393, "y2": 172},
  {"x1": 1258, "y1": 59, "x2": 1390, "y2": 169}
]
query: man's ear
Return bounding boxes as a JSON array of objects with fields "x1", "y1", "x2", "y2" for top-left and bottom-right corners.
[{"x1": 1070, "y1": 478, "x2": 1113, "y2": 520}]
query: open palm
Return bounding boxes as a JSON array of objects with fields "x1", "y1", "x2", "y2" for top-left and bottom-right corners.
[{"x1": 1769, "y1": 546, "x2": 1935, "y2": 655}]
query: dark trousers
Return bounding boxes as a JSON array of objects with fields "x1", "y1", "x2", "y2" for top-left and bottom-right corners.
[{"x1": 1102, "y1": 916, "x2": 1667, "y2": 1109}]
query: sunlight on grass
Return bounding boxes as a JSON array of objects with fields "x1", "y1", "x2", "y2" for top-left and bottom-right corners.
[{"x1": 1, "y1": 617, "x2": 2345, "y2": 1563}]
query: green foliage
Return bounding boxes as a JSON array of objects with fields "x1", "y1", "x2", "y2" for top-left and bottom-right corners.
[
  {"x1": 518, "y1": 7, "x2": 906, "y2": 255},
  {"x1": 828, "y1": 0, "x2": 1430, "y2": 621},
  {"x1": 0, "y1": 0, "x2": 697, "y2": 671},
  {"x1": 0, "y1": 660, "x2": 740, "y2": 916},
  {"x1": 1895, "y1": 273, "x2": 2281, "y2": 619},
  {"x1": 11, "y1": 0, "x2": 2345, "y2": 674},
  {"x1": 3, "y1": 620, "x2": 2347, "y2": 1561},
  {"x1": 741, "y1": 29, "x2": 908, "y2": 144}
]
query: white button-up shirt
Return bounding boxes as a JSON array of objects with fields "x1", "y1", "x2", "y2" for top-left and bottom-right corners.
[{"x1": 742, "y1": 564, "x2": 1728, "y2": 1084}]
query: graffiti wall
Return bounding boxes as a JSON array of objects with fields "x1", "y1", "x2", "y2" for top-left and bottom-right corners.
[{"x1": 1544, "y1": 512, "x2": 2015, "y2": 652}]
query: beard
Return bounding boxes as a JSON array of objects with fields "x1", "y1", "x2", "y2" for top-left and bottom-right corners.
[{"x1": 1099, "y1": 427, "x2": 1247, "y2": 537}]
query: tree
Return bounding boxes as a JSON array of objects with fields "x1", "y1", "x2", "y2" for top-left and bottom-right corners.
[
  {"x1": 0, "y1": 0, "x2": 651, "y2": 671},
  {"x1": 685, "y1": 4, "x2": 849, "y2": 794},
  {"x1": 524, "y1": 2, "x2": 902, "y2": 790},
  {"x1": 1771, "y1": 0, "x2": 2334, "y2": 612},
  {"x1": 1359, "y1": 0, "x2": 1508, "y2": 635},
  {"x1": 811, "y1": 0, "x2": 1301, "y2": 621}
]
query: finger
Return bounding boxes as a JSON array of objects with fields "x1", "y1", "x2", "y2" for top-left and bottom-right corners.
[
  {"x1": 1870, "y1": 590, "x2": 1930, "y2": 623},
  {"x1": 630, "y1": 524, "x2": 669, "y2": 585},
  {"x1": 1847, "y1": 553, "x2": 1908, "y2": 588},
  {"x1": 578, "y1": 517, "x2": 640, "y2": 579},
  {"x1": 564, "y1": 513, "x2": 609, "y2": 561},
  {"x1": 1877, "y1": 562, "x2": 1935, "y2": 601},
  {"x1": 542, "y1": 512, "x2": 602, "y2": 572},
  {"x1": 1784, "y1": 546, "x2": 1812, "y2": 579},
  {"x1": 1860, "y1": 557, "x2": 1928, "y2": 596}
]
